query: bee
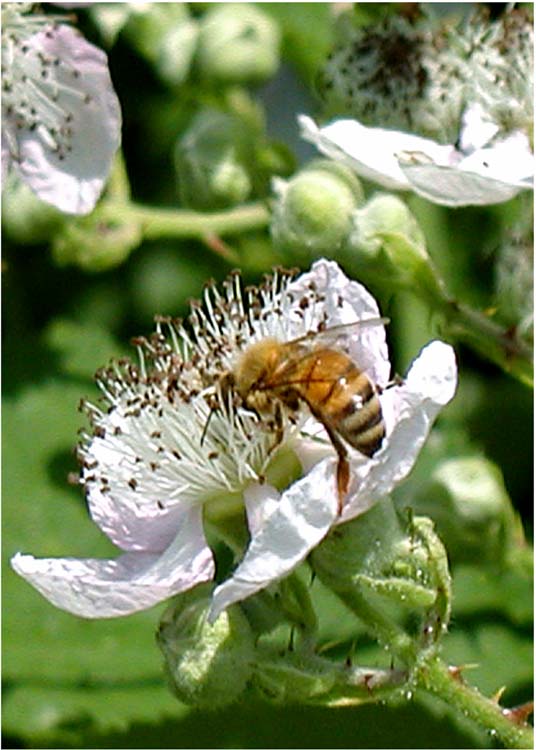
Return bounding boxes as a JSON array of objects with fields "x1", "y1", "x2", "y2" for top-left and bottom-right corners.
[{"x1": 219, "y1": 318, "x2": 388, "y2": 513}]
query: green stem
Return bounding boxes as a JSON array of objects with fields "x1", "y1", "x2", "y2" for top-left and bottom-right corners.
[
  {"x1": 336, "y1": 586, "x2": 417, "y2": 667},
  {"x1": 419, "y1": 273, "x2": 534, "y2": 386},
  {"x1": 416, "y1": 657, "x2": 534, "y2": 750},
  {"x1": 440, "y1": 297, "x2": 533, "y2": 386},
  {"x1": 336, "y1": 586, "x2": 533, "y2": 748},
  {"x1": 109, "y1": 200, "x2": 270, "y2": 243}
]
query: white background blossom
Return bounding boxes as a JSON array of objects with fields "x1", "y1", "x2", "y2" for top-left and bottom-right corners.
[
  {"x1": 299, "y1": 112, "x2": 533, "y2": 207},
  {"x1": 2, "y1": 7, "x2": 121, "y2": 213}
]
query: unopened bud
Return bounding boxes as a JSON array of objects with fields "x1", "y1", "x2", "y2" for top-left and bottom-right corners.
[
  {"x1": 175, "y1": 108, "x2": 252, "y2": 209},
  {"x1": 123, "y1": 4, "x2": 199, "y2": 86},
  {"x1": 196, "y1": 4, "x2": 280, "y2": 86},
  {"x1": 348, "y1": 193, "x2": 443, "y2": 303},
  {"x1": 271, "y1": 160, "x2": 364, "y2": 260},
  {"x1": 52, "y1": 209, "x2": 142, "y2": 272},
  {"x1": 157, "y1": 585, "x2": 255, "y2": 709}
]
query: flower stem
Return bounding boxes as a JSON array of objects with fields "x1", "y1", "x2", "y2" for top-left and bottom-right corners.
[
  {"x1": 111, "y1": 200, "x2": 270, "y2": 246},
  {"x1": 440, "y1": 297, "x2": 533, "y2": 387},
  {"x1": 416, "y1": 657, "x2": 534, "y2": 750},
  {"x1": 334, "y1": 586, "x2": 418, "y2": 666},
  {"x1": 336, "y1": 586, "x2": 533, "y2": 748},
  {"x1": 420, "y1": 272, "x2": 534, "y2": 386}
]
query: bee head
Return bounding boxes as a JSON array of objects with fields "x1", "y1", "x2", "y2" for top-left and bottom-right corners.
[{"x1": 233, "y1": 338, "x2": 282, "y2": 400}]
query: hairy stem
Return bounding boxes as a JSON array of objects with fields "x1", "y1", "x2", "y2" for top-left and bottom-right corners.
[
  {"x1": 338, "y1": 587, "x2": 533, "y2": 748},
  {"x1": 112, "y1": 200, "x2": 270, "y2": 245},
  {"x1": 416, "y1": 657, "x2": 534, "y2": 750}
]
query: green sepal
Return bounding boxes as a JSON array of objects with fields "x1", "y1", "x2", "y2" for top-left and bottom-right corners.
[
  {"x1": 157, "y1": 584, "x2": 255, "y2": 710},
  {"x1": 51, "y1": 204, "x2": 142, "y2": 272},
  {"x1": 348, "y1": 193, "x2": 445, "y2": 305}
]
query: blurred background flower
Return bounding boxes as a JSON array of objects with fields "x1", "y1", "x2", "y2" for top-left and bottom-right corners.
[{"x1": 2, "y1": 2, "x2": 121, "y2": 213}]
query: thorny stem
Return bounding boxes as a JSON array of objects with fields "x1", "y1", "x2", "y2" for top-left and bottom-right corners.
[
  {"x1": 416, "y1": 657, "x2": 534, "y2": 750},
  {"x1": 440, "y1": 296, "x2": 533, "y2": 387},
  {"x1": 416, "y1": 266, "x2": 534, "y2": 386},
  {"x1": 337, "y1": 587, "x2": 533, "y2": 749}
]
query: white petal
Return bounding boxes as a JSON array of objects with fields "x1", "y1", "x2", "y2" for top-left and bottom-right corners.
[
  {"x1": 340, "y1": 341, "x2": 457, "y2": 523},
  {"x1": 298, "y1": 115, "x2": 455, "y2": 193},
  {"x1": 244, "y1": 482, "x2": 281, "y2": 538},
  {"x1": 208, "y1": 460, "x2": 339, "y2": 622},
  {"x1": 399, "y1": 134, "x2": 533, "y2": 206},
  {"x1": 458, "y1": 103, "x2": 500, "y2": 153},
  {"x1": 83, "y1": 392, "x2": 229, "y2": 552},
  {"x1": 14, "y1": 25, "x2": 121, "y2": 214},
  {"x1": 288, "y1": 258, "x2": 391, "y2": 386},
  {"x1": 459, "y1": 132, "x2": 534, "y2": 188},
  {"x1": 11, "y1": 505, "x2": 214, "y2": 618}
]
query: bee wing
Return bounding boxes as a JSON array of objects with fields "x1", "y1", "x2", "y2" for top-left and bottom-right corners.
[{"x1": 284, "y1": 318, "x2": 389, "y2": 354}]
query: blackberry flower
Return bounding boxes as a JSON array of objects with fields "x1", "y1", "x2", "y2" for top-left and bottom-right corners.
[
  {"x1": 12, "y1": 260, "x2": 457, "y2": 621},
  {"x1": 2, "y1": 3, "x2": 121, "y2": 214}
]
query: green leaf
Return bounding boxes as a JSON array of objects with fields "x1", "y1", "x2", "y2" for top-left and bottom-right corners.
[
  {"x1": 43, "y1": 319, "x2": 122, "y2": 381},
  {"x1": 2, "y1": 683, "x2": 185, "y2": 744},
  {"x1": 441, "y1": 622, "x2": 533, "y2": 700},
  {"x1": 452, "y1": 563, "x2": 533, "y2": 627}
]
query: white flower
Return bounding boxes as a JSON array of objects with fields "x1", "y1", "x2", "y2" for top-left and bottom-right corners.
[
  {"x1": 2, "y1": 3, "x2": 121, "y2": 214},
  {"x1": 299, "y1": 108, "x2": 533, "y2": 207},
  {"x1": 11, "y1": 260, "x2": 457, "y2": 621}
]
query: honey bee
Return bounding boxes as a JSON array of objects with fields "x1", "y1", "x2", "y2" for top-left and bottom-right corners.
[{"x1": 220, "y1": 319, "x2": 388, "y2": 512}]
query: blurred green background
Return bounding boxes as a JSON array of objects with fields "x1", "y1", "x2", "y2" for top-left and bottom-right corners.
[{"x1": 2, "y1": 3, "x2": 532, "y2": 748}]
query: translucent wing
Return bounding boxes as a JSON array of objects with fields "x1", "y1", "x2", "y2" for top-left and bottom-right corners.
[{"x1": 283, "y1": 317, "x2": 389, "y2": 355}]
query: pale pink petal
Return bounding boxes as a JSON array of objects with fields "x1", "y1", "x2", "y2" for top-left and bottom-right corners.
[
  {"x1": 243, "y1": 482, "x2": 281, "y2": 538},
  {"x1": 11, "y1": 505, "x2": 214, "y2": 618},
  {"x1": 11, "y1": 25, "x2": 121, "y2": 214}
]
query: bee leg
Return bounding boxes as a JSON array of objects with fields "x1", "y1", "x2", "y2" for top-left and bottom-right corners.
[
  {"x1": 378, "y1": 373, "x2": 404, "y2": 393},
  {"x1": 321, "y1": 421, "x2": 350, "y2": 514},
  {"x1": 268, "y1": 400, "x2": 285, "y2": 456}
]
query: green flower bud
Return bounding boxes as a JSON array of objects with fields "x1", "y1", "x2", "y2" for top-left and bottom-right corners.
[
  {"x1": 348, "y1": 193, "x2": 443, "y2": 304},
  {"x1": 311, "y1": 498, "x2": 451, "y2": 650},
  {"x1": 271, "y1": 160, "x2": 364, "y2": 260},
  {"x1": 52, "y1": 209, "x2": 142, "y2": 272},
  {"x1": 196, "y1": 3, "x2": 280, "y2": 85},
  {"x1": 157, "y1": 584, "x2": 255, "y2": 709},
  {"x1": 175, "y1": 108, "x2": 253, "y2": 210},
  {"x1": 413, "y1": 456, "x2": 520, "y2": 565},
  {"x1": 2, "y1": 176, "x2": 66, "y2": 245},
  {"x1": 123, "y1": 4, "x2": 199, "y2": 86}
]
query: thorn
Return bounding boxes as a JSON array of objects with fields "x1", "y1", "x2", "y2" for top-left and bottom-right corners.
[
  {"x1": 490, "y1": 685, "x2": 506, "y2": 704},
  {"x1": 448, "y1": 663, "x2": 479, "y2": 683},
  {"x1": 288, "y1": 626, "x2": 295, "y2": 652},
  {"x1": 502, "y1": 701, "x2": 534, "y2": 726}
]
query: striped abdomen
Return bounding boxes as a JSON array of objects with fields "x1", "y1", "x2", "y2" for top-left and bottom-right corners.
[{"x1": 292, "y1": 348, "x2": 385, "y2": 458}]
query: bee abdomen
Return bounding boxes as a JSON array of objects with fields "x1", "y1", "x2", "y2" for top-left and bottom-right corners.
[{"x1": 335, "y1": 376, "x2": 385, "y2": 457}]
